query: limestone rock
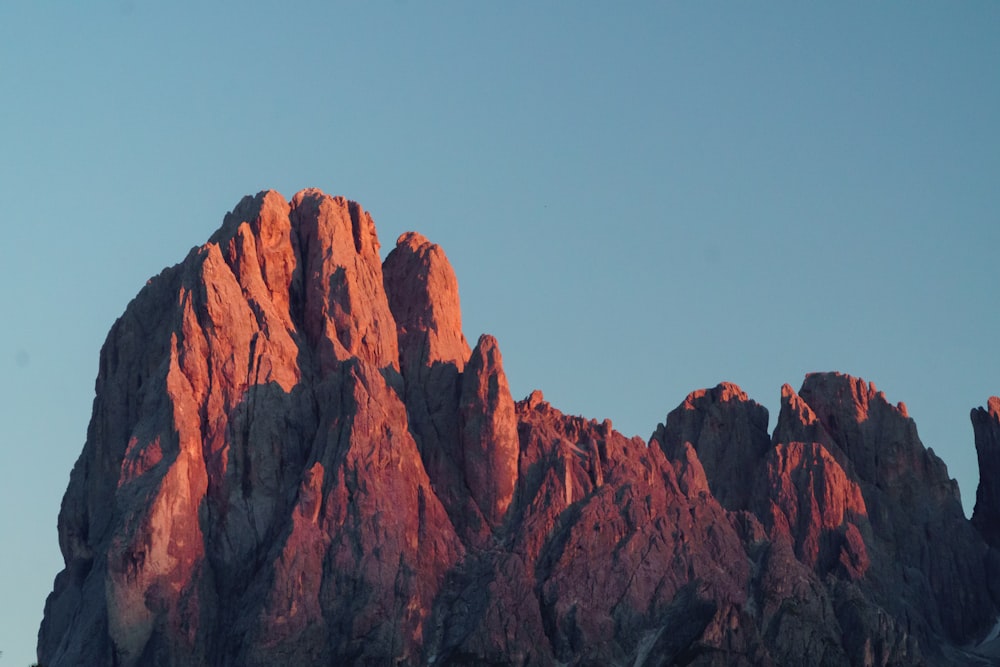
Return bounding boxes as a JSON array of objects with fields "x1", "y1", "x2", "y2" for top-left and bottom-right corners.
[
  {"x1": 434, "y1": 394, "x2": 757, "y2": 666},
  {"x1": 756, "y1": 441, "x2": 870, "y2": 579},
  {"x1": 383, "y1": 231, "x2": 470, "y2": 373},
  {"x1": 654, "y1": 382, "x2": 771, "y2": 511},
  {"x1": 459, "y1": 334, "x2": 519, "y2": 529},
  {"x1": 771, "y1": 383, "x2": 839, "y2": 455},
  {"x1": 40, "y1": 190, "x2": 463, "y2": 667},
  {"x1": 383, "y1": 232, "x2": 482, "y2": 542},
  {"x1": 972, "y1": 396, "x2": 1000, "y2": 548},
  {"x1": 38, "y1": 192, "x2": 1000, "y2": 667},
  {"x1": 779, "y1": 372, "x2": 995, "y2": 646}
]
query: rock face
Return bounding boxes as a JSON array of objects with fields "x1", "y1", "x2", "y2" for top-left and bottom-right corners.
[
  {"x1": 655, "y1": 382, "x2": 771, "y2": 511},
  {"x1": 788, "y1": 374, "x2": 994, "y2": 643},
  {"x1": 40, "y1": 190, "x2": 462, "y2": 666},
  {"x1": 458, "y1": 334, "x2": 519, "y2": 530},
  {"x1": 39, "y1": 189, "x2": 1000, "y2": 666},
  {"x1": 973, "y1": 397, "x2": 1000, "y2": 548}
]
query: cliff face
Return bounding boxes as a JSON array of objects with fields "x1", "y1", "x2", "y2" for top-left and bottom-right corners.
[
  {"x1": 39, "y1": 189, "x2": 1000, "y2": 666},
  {"x1": 40, "y1": 190, "x2": 462, "y2": 666},
  {"x1": 973, "y1": 397, "x2": 1000, "y2": 549}
]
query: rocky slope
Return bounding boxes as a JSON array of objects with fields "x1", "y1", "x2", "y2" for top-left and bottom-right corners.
[{"x1": 39, "y1": 189, "x2": 1000, "y2": 666}]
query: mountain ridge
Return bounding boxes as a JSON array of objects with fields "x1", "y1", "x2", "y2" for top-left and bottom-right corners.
[{"x1": 39, "y1": 188, "x2": 1000, "y2": 666}]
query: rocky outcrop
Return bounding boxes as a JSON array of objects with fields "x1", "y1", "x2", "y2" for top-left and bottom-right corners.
[
  {"x1": 487, "y1": 393, "x2": 755, "y2": 666},
  {"x1": 459, "y1": 334, "x2": 519, "y2": 530},
  {"x1": 39, "y1": 189, "x2": 1000, "y2": 667},
  {"x1": 383, "y1": 231, "x2": 470, "y2": 373},
  {"x1": 40, "y1": 190, "x2": 464, "y2": 666},
  {"x1": 762, "y1": 383, "x2": 871, "y2": 581},
  {"x1": 654, "y1": 372, "x2": 998, "y2": 662},
  {"x1": 382, "y1": 231, "x2": 482, "y2": 543},
  {"x1": 654, "y1": 382, "x2": 870, "y2": 580},
  {"x1": 973, "y1": 396, "x2": 1000, "y2": 548},
  {"x1": 756, "y1": 441, "x2": 870, "y2": 579},
  {"x1": 772, "y1": 374, "x2": 996, "y2": 649},
  {"x1": 654, "y1": 382, "x2": 771, "y2": 511}
]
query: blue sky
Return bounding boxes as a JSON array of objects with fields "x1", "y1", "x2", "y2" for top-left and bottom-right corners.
[{"x1": 1, "y1": 3, "x2": 998, "y2": 664}]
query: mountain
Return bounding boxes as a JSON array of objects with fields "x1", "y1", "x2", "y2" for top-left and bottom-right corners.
[{"x1": 38, "y1": 189, "x2": 1000, "y2": 666}]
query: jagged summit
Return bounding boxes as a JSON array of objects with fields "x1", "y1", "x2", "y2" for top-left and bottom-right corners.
[
  {"x1": 384, "y1": 228, "x2": 470, "y2": 372},
  {"x1": 39, "y1": 190, "x2": 1000, "y2": 666},
  {"x1": 973, "y1": 396, "x2": 1000, "y2": 549}
]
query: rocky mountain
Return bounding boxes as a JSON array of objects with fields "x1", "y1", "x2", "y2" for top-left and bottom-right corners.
[
  {"x1": 38, "y1": 189, "x2": 1000, "y2": 666},
  {"x1": 973, "y1": 397, "x2": 1000, "y2": 550}
]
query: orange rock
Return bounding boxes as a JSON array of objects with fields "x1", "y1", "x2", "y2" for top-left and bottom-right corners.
[
  {"x1": 383, "y1": 230, "x2": 483, "y2": 542},
  {"x1": 383, "y1": 231, "x2": 470, "y2": 372},
  {"x1": 37, "y1": 192, "x2": 1000, "y2": 667},
  {"x1": 758, "y1": 441, "x2": 869, "y2": 579},
  {"x1": 459, "y1": 334, "x2": 519, "y2": 527}
]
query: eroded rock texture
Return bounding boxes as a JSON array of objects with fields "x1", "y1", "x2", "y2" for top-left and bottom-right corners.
[
  {"x1": 41, "y1": 190, "x2": 461, "y2": 666},
  {"x1": 973, "y1": 397, "x2": 1000, "y2": 549},
  {"x1": 39, "y1": 189, "x2": 1000, "y2": 666}
]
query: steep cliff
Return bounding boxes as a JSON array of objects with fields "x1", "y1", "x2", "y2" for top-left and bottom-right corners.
[
  {"x1": 39, "y1": 189, "x2": 1000, "y2": 666},
  {"x1": 973, "y1": 397, "x2": 1000, "y2": 549}
]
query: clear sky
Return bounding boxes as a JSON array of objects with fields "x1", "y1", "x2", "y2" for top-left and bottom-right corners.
[{"x1": 1, "y1": 2, "x2": 998, "y2": 665}]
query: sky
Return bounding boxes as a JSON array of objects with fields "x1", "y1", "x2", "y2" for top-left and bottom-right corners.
[{"x1": 1, "y1": 2, "x2": 998, "y2": 664}]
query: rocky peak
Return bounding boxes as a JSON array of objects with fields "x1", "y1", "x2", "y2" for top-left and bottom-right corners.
[
  {"x1": 778, "y1": 372, "x2": 993, "y2": 642},
  {"x1": 39, "y1": 190, "x2": 1000, "y2": 667},
  {"x1": 972, "y1": 396, "x2": 1000, "y2": 548},
  {"x1": 459, "y1": 334, "x2": 519, "y2": 529},
  {"x1": 381, "y1": 229, "x2": 479, "y2": 543},
  {"x1": 795, "y1": 372, "x2": 923, "y2": 489},
  {"x1": 41, "y1": 189, "x2": 464, "y2": 666},
  {"x1": 772, "y1": 383, "x2": 837, "y2": 451},
  {"x1": 383, "y1": 231, "x2": 470, "y2": 373},
  {"x1": 653, "y1": 381, "x2": 771, "y2": 511},
  {"x1": 682, "y1": 381, "x2": 748, "y2": 407},
  {"x1": 289, "y1": 188, "x2": 398, "y2": 371},
  {"x1": 801, "y1": 372, "x2": 883, "y2": 421}
]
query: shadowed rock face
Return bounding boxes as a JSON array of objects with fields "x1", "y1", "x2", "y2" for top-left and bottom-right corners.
[
  {"x1": 973, "y1": 397, "x2": 1000, "y2": 548},
  {"x1": 383, "y1": 231, "x2": 483, "y2": 543},
  {"x1": 790, "y1": 374, "x2": 994, "y2": 643},
  {"x1": 38, "y1": 189, "x2": 1000, "y2": 667},
  {"x1": 654, "y1": 382, "x2": 771, "y2": 512},
  {"x1": 41, "y1": 190, "x2": 463, "y2": 666}
]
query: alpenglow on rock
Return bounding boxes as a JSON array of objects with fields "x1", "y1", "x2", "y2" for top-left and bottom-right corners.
[{"x1": 40, "y1": 189, "x2": 1000, "y2": 666}]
